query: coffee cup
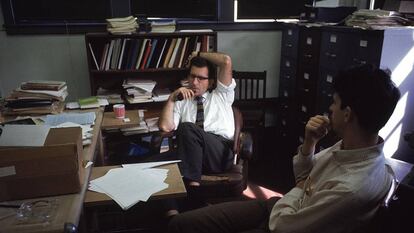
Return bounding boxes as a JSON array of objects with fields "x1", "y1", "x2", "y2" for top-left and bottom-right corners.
[{"x1": 113, "y1": 104, "x2": 125, "y2": 119}]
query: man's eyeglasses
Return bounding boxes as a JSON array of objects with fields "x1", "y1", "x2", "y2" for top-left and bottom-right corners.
[{"x1": 188, "y1": 74, "x2": 209, "y2": 81}]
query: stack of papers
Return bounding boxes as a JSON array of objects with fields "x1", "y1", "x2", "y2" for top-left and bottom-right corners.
[
  {"x1": 345, "y1": 9, "x2": 412, "y2": 29},
  {"x1": 106, "y1": 16, "x2": 139, "y2": 35},
  {"x1": 123, "y1": 79, "x2": 157, "y2": 104},
  {"x1": 4, "y1": 80, "x2": 68, "y2": 116},
  {"x1": 151, "y1": 20, "x2": 176, "y2": 33},
  {"x1": 88, "y1": 160, "x2": 180, "y2": 210}
]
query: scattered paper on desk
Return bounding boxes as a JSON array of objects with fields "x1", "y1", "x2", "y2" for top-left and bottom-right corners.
[
  {"x1": 122, "y1": 160, "x2": 181, "y2": 169},
  {"x1": 88, "y1": 167, "x2": 169, "y2": 210},
  {"x1": 45, "y1": 112, "x2": 96, "y2": 126},
  {"x1": 0, "y1": 125, "x2": 50, "y2": 147}
]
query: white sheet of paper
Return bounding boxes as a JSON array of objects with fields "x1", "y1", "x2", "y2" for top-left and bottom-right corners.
[
  {"x1": 0, "y1": 125, "x2": 50, "y2": 147},
  {"x1": 45, "y1": 112, "x2": 96, "y2": 126},
  {"x1": 122, "y1": 160, "x2": 181, "y2": 169},
  {"x1": 88, "y1": 168, "x2": 169, "y2": 210}
]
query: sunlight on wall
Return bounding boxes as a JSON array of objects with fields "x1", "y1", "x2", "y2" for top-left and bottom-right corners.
[
  {"x1": 391, "y1": 45, "x2": 414, "y2": 87},
  {"x1": 382, "y1": 123, "x2": 402, "y2": 158},
  {"x1": 379, "y1": 92, "x2": 408, "y2": 139}
]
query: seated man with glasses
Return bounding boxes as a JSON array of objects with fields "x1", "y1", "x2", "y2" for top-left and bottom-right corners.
[{"x1": 158, "y1": 51, "x2": 236, "y2": 215}]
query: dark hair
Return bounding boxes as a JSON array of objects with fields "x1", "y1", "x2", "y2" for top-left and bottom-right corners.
[
  {"x1": 189, "y1": 56, "x2": 217, "y2": 91},
  {"x1": 333, "y1": 64, "x2": 400, "y2": 133}
]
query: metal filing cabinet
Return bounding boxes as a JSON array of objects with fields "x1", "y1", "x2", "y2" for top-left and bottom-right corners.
[
  {"x1": 278, "y1": 24, "x2": 299, "y2": 144},
  {"x1": 278, "y1": 24, "x2": 402, "y2": 152}
]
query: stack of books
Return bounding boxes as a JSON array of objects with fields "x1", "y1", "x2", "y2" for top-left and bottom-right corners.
[
  {"x1": 345, "y1": 9, "x2": 411, "y2": 29},
  {"x1": 4, "y1": 80, "x2": 68, "y2": 115},
  {"x1": 122, "y1": 79, "x2": 157, "y2": 104},
  {"x1": 106, "y1": 16, "x2": 139, "y2": 35},
  {"x1": 150, "y1": 20, "x2": 176, "y2": 33}
]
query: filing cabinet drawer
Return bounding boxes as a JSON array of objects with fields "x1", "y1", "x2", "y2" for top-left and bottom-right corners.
[
  {"x1": 296, "y1": 67, "x2": 318, "y2": 90},
  {"x1": 349, "y1": 32, "x2": 383, "y2": 66},
  {"x1": 280, "y1": 56, "x2": 297, "y2": 72},
  {"x1": 282, "y1": 26, "x2": 299, "y2": 57},
  {"x1": 279, "y1": 82, "x2": 295, "y2": 99},
  {"x1": 299, "y1": 27, "x2": 322, "y2": 66},
  {"x1": 319, "y1": 31, "x2": 351, "y2": 70}
]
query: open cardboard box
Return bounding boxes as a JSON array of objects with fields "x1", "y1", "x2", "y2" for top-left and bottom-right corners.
[{"x1": 0, "y1": 127, "x2": 83, "y2": 201}]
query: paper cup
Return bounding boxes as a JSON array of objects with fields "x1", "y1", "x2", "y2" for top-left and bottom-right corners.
[{"x1": 113, "y1": 104, "x2": 125, "y2": 119}]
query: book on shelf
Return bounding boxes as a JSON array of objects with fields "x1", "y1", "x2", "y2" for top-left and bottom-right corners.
[
  {"x1": 105, "y1": 40, "x2": 115, "y2": 70},
  {"x1": 130, "y1": 39, "x2": 144, "y2": 70},
  {"x1": 178, "y1": 37, "x2": 189, "y2": 68},
  {"x1": 140, "y1": 40, "x2": 153, "y2": 70},
  {"x1": 168, "y1": 37, "x2": 182, "y2": 68},
  {"x1": 88, "y1": 43, "x2": 100, "y2": 70},
  {"x1": 156, "y1": 39, "x2": 169, "y2": 68},
  {"x1": 145, "y1": 38, "x2": 158, "y2": 69},
  {"x1": 163, "y1": 38, "x2": 177, "y2": 68},
  {"x1": 117, "y1": 39, "x2": 127, "y2": 70},
  {"x1": 149, "y1": 38, "x2": 165, "y2": 69},
  {"x1": 20, "y1": 80, "x2": 66, "y2": 91},
  {"x1": 78, "y1": 96, "x2": 100, "y2": 109},
  {"x1": 135, "y1": 39, "x2": 149, "y2": 69},
  {"x1": 100, "y1": 43, "x2": 109, "y2": 70}
]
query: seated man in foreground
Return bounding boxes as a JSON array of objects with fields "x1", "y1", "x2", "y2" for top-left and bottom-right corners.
[
  {"x1": 168, "y1": 64, "x2": 401, "y2": 233},
  {"x1": 158, "y1": 51, "x2": 236, "y2": 215}
]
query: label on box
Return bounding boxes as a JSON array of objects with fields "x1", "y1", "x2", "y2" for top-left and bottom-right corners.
[
  {"x1": 360, "y1": 40, "x2": 368, "y2": 47},
  {"x1": 330, "y1": 35, "x2": 337, "y2": 43},
  {"x1": 0, "y1": 166, "x2": 16, "y2": 178}
]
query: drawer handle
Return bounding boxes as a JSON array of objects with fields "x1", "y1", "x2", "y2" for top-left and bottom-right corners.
[
  {"x1": 304, "y1": 54, "x2": 312, "y2": 58},
  {"x1": 353, "y1": 58, "x2": 367, "y2": 65},
  {"x1": 286, "y1": 43, "x2": 293, "y2": 48},
  {"x1": 325, "y1": 52, "x2": 337, "y2": 58}
]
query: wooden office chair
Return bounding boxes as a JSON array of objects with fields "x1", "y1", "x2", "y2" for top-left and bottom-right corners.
[
  {"x1": 150, "y1": 106, "x2": 253, "y2": 199},
  {"x1": 232, "y1": 70, "x2": 267, "y2": 160}
]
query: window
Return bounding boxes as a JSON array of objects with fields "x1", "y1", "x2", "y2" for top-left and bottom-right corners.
[{"x1": 236, "y1": 0, "x2": 312, "y2": 20}]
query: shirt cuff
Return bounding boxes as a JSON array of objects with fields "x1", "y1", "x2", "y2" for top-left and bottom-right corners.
[{"x1": 217, "y1": 78, "x2": 236, "y2": 91}]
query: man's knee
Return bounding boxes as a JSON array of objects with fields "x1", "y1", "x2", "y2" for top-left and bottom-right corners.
[
  {"x1": 168, "y1": 214, "x2": 193, "y2": 233},
  {"x1": 177, "y1": 122, "x2": 197, "y2": 133}
]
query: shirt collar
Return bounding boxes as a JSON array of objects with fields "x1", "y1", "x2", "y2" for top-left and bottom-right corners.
[{"x1": 331, "y1": 137, "x2": 385, "y2": 163}]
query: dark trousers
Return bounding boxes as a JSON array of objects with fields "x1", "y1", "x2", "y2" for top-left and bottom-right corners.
[
  {"x1": 168, "y1": 197, "x2": 280, "y2": 233},
  {"x1": 176, "y1": 122, "x2": 234, "y2": 182}
]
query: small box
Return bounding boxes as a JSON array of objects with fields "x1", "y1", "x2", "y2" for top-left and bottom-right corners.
[{"x1": 0, "y1": 127, "x2": 83, "y2": 201}]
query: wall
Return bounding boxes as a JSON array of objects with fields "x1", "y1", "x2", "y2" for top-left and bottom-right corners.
[
  {"x1": 217, "y1": 31, "x2": 282, "y2": 98},
  {"x1": 0, "y1": 5, "x2": 282, "y2": 102}
]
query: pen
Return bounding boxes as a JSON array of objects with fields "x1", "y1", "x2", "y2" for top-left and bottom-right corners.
[{"x1": 0, "y1": 204, "x2": 20, "y2": 208}]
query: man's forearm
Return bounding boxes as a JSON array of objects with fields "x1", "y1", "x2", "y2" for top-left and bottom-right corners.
[
  {"x1": 158, "y1": 97, "x2": 176, "y2": 132},
  {"x1": 197, "y1": 52, "x2": 232, "y2": 86}
]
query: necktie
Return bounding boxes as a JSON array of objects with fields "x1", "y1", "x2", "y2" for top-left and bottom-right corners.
[{"x1": 195, "y1": 96, "x2": 204, "y2": 129}]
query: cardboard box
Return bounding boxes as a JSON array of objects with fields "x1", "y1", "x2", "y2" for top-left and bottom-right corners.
[{"x1": 0, "y1": 127, "x2": 83, "y2": 201}]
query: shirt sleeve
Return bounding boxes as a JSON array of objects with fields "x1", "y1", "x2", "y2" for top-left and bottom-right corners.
[
  {"x1": 215, "y1": 78, "x2": 236, "y2": 104},
  {"x1": 173, "y1": 101, "x2": 181, "y2": 130},
  {"x1": 269, "y1": 185, "x2": 358, "y2": 233},
  {"x1": 292, "y1": 145, "x2": 314, "y2": 182}
]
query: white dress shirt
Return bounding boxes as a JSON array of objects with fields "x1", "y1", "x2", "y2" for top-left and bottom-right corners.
[{"x1": 173, "y1": 79, "x2": 236, "y2": 140}]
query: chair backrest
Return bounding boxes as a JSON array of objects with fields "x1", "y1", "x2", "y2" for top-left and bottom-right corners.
[
  {"x1": 364, "y1": 164, "x2": 398, "y2": 233},
  {"x1": 233, "y1": 70, "x2": 267, "y2": 101},
  {"x1": 232, "y1": 106, "x2": 243, "y2": 157}
]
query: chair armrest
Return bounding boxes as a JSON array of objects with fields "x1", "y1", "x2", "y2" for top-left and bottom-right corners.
[
  {"x1": 238, "y1": 132, "x2": 253, "y2": 160},
  {"x1": 149, "y1": 130, "x2": 176, "y2": 154}
]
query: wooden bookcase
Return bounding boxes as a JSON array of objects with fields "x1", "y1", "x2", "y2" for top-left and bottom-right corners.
[{"x1": 85, "y1": 32, "x2": 217, "y2": 105}]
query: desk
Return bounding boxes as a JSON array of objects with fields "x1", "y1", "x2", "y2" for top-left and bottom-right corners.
[
  {"x1": 84, "y1": 163, "x2": 186, "y2": 207},
  {"x1": 101, "y1": 109, "x2": 160, "y2": 130},
  {"x1": 0, "y1": 109, "x2": 104, "y2": 233}
]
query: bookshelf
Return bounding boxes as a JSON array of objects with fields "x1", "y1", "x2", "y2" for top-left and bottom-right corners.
[{"x1": 85, "y1": 32, "x2": 217, "y2": 104}]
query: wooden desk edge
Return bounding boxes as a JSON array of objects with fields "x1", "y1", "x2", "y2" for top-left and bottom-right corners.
[{"x1": 84, "y1": 163, "x2": 187, "y2": 207}]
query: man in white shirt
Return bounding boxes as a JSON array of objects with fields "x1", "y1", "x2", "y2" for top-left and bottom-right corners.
[
  {"x1": 158, "y1": 52, "x2": 235, "y2": 205},
  {"x1": 168, "y1": 64, "x2": 401, "y2": 233}
]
